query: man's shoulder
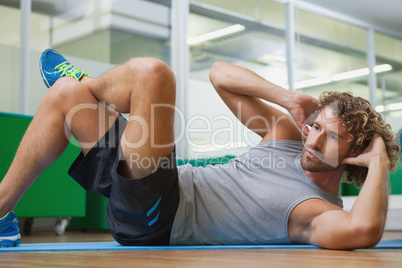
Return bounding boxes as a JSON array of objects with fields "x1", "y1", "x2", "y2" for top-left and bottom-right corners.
[{"x1": 256, "y1": 139, "x2": 304, "y2": 152}]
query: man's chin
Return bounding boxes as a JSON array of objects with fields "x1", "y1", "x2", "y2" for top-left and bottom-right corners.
[
  {"x1": 301, "y1": 157, "x2": 340, "y2": 172},
  {"x1": 303, "y1": 166, "x2": 338, "y2": 173}
]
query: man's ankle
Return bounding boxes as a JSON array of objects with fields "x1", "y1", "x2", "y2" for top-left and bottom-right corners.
[
  {"x1": 80, "y1": 76, "x2": 92, "y2": 89},
  {"x1": 0, "y1": 210, "x2": 11, "y2": 219}
]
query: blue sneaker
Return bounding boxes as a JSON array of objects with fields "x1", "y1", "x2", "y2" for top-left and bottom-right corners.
[
  {"x1": 0, "y1": 212, "x2": 21, "y2": 247},
  {"x1": 39, "y1": 48, "x2": 90, "y2": 88}
]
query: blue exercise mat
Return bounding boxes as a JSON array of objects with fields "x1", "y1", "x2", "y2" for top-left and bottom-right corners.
[{"x1": 1, "y1": 239, "x2": 401, "y2": 252}]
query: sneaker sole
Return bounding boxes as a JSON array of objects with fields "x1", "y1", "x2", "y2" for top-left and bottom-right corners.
[
  {"x1": 0, "y1": 234, "x2": 21, "y2": 247},
  {"x1": 39, "y1": 55, "x2": 51, "y2": 88},
  {"x1": 0, "y1": 238, "x2": 21, "y2": 247}
]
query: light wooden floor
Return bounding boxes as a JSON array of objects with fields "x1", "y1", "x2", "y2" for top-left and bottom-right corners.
[{"x1": 1, "y1": 230, "x2": 402, "y2": 268}]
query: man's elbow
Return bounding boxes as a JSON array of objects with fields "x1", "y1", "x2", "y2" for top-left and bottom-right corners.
[
  {"x1": 322, "y1": 223, "x2": 384, "y2": 250},
  {"x1": 209, "y1": 62, "x2": 228, "y2": 89},
  {"x1": 351, "y1": 222, "x2": 384, "y2": 249}
]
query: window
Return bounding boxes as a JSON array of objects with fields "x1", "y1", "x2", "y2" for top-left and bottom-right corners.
[
  {"x1": 375, "y1": 32, "x2": 402, "y2": 134},
  {"x1": 187, "y1": 0, "x2": 287, "y2": 158},
  {"x1": 0, "y1": 4, "x2": 21, "y2": 113},
  {"x1": 294, "y1": 9, "x2": 370, "y2": 101},
  {"x1": 0, "y1": 0, "x2": 170, "y2": 115}
]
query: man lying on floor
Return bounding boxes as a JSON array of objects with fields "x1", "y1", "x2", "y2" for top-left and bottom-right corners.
[{"x1": 0, "y1": 49, "x2": 399, "y2": 249}]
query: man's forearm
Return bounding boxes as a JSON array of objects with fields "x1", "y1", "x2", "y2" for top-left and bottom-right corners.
[
  {"x1": 210, "y1": 62, "x2": 294, "y2": 109},
  {"x1": 349, "y1": 157, "x2": 389, "y2": 237}
]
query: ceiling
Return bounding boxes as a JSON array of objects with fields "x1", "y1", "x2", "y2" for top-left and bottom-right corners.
[
  {"x1": 300, "y1": 0, "x2": 402, "y2": 37},
  {"x1": 149, "y1": 0, "x2": 402, "y2": 38},
  {"x1": 2, "y1": 0, "x2": 401, "y2": 37}
]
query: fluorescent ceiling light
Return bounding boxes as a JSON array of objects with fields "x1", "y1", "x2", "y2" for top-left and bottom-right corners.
[
  {"x1": 331, "y1": 64, "x2": 392, "y2": 81},
  {"x1": 187, "y1": 24, "x2": 246, "y2": 46},
  {"x1": 375, "y1": 105, "x2": 385, "y2": 112},
  {"x1": 294, "y1": 76, "x2": 332, "y2": 89},
  {"x1": 257, "y1": 54, "x2": 286, "y2": 63},
  {"x1": 294, "y1": 64, "x2": 393, "y2": 90},
  {"x1": 376, "y1": 102, "x2": 402, "y2": 112},
  {"x1": 331, "y1": 68, "x2": 369, "y2": 81},
  {"x1": 374, "y1": 64, "x2": 393, "y2": 73},
  {"x1": 387, "y1": 102, "x2": 402, "y2": 111}
]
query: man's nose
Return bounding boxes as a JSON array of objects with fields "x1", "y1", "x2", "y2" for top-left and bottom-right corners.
[{"x1": 310, "y1": 131, "x2": 326, "y2": 152}]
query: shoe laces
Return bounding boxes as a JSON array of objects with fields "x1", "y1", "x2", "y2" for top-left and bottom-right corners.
[{"x1": 55, "y1": 61, "x2": 83, "y2": 78}]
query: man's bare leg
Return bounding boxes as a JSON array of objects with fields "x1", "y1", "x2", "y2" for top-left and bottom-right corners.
[
  {"x1": 0, "y1": 57, "x2": 176, "y2": 217},
  {"x1": 0, "y1": 77, "x2": 118, "y2": 217},
  {"x1": 81, "y1": 57, "x2": 176, "y2": 179}
]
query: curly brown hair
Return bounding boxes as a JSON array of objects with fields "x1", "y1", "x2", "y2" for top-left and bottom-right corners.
[{"x1": 315, "y1": 91, "x2": 400, "y2": 187}]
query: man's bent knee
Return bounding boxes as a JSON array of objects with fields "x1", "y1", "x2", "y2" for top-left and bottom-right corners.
[
  {"x1": 127, "y1": 58, "x2": 176, "y2": 95},
  {"x1": 41, "y1": 77, "x2": 98, "y2": 123},
  {"x1": 44, "y1": 77, "x2": 82, "y2": 103},
  {"x1": 127, "y1": 58, "x2": 173, "y2": 78}
]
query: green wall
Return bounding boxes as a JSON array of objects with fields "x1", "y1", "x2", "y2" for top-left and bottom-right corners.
[{"x1": 0, "y1": 113, "x2": 85, "y2": 217}]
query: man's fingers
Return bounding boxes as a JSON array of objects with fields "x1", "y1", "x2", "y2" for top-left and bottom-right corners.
[
  {"x1": 301, "y1": 124, "x2": 311, "y2": 137},
  {"x1": 342, "y1": 157, "x2": 356, "y2": 166},
  {"x1": 303, "y1": 128, "x2": 309, "y2": 137}
]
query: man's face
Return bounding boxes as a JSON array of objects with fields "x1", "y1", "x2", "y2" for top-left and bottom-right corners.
[{"x1": 301, "y1": 106, "x2": 352, "y2": 172}]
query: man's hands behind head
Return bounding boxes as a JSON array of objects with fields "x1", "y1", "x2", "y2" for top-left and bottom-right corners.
[
  {"x1": 342, "y1": 135, "x2": 390, "y2": 169},
  {"x1": 288, "y1": 92, "x2": 318, "y2": 137}
]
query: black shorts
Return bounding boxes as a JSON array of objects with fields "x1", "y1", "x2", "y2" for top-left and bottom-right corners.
[{"x1": 68, "y1": 115, "x2": 179, "y2": 246}]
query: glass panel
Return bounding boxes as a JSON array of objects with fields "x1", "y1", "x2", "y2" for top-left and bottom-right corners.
[
  {"x1": 195, "y1": 0, "x2": 285, "y2": 26},
  {"x1": 295, "y1": 9, "x2": 366, "y2": 51},
  {"x1": 188, "y1": 1, "x2": 287, "y2": 158},
  {"x1": 0, "y1": 0, "x2": 171, "y2": 115},
  {"x1": 28, "y1": 1, "x2": 116, "y2": 114},
  {"x1": 0, "y1": 3, "x2": 21, "y2": 114},
  {"x1": 294, "y1": 9, "x2": 369, "y2": 102},
  {"x1": 375, "y1": 32, "x2": 402, "y2": 134}
]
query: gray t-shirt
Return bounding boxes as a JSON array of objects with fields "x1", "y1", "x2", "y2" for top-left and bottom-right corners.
[{"x1": 170, "y1": 140, "x2": 343, "y2": 245}]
